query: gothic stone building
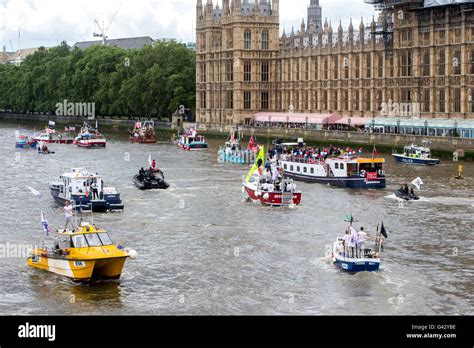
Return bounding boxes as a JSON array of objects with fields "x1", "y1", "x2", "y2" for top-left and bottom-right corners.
[{"x1": 195, "y1": 0, "x2": 474, "y2": 125}]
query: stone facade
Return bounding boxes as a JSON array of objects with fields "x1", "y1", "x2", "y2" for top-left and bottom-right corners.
[{"x1": 196, "y1": 0, "x2": 474, "y2": 125}]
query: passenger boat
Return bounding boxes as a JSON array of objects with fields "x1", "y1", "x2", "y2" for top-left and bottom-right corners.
[
  {"x1": 73, "y1": 122, "x2": 107, "y2": 148},
  {"x1": 27, "y1": 222, "x2": 137, "y2": 282},
  {"x1": 178, "y1": 128, "x2": 208, "y2": 151},
  {"x1": 15, "y1": 131, "x2": 37, "y2": 149},
  {"x1": 242, "y1": 146, "x2": 302, "y2": 207},
  {"x1": 32, "y1": 128, "x2": 74, "y2": 144},
  {"x1": 278, "y1": 142, "x2": 386, "y2": 189},
  {"x1": 49, "y1": 168, "x2": 124, "y2": 212},
  {"x1": 392, "y1": 143, "x2": 440, "y2": 165},
  {"x1": 331, "y1": 217, "x2": 387, "y2": 273},
  {"x1": 218, "y1": 130, "x2": 257, "y2": 164},
  {"x1": 133, "y1": 169, "x2": 169, "y2": 190},
  {"x1": 129, "y1": 120, "x2": 157, "y2": 144}
]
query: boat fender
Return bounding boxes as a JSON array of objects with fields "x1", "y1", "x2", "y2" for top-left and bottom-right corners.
[
  {"x1": 256, "y1": 191, "x2": 262, "y2": 197},
  {"x1": 360, "y1": 170, "x2": 366, "y2": 178},
  {"x1": 124, "y1": 248, "x2": 138, "y2": 260},
  {"x1": 263, "y1": 193, "x2": 270, "y2": 200},
  {"x1": 241, "y1": 186, "x2": 245, "y2": 194}
]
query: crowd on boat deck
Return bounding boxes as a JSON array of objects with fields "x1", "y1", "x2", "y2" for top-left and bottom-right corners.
[
  {"x1": 259, "y1": 160, "x2": 297, "y2": 193},
  {"x1": 339, "y1": 226, "x2": 374, "y2": 259},
  {"x1": 270, "y1": 145, "x2": 363, "y2": 161}
]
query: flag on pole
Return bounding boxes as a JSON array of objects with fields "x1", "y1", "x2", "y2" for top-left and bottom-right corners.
[
  {"x1": 41, "y1": 212, "x2": 51, "y2": 236},
  {"x1": 411, "y1": 177, "x2": 424, "y2": 190},
  {"x1": 372, "y1": 145, "x2": 379, "y2": 158},
  {"x1": 380, "y1": 222, "x2": 388, "y2": 239},
  {"x1": 245, "y1": 146, "x2": 265, "y2": 182},
  {"x1": 148, "y1": 154, "x2": 152, "y2": 166},
  {"x1": 48, "y1": 120, "x2": 56, "y2": 127}
]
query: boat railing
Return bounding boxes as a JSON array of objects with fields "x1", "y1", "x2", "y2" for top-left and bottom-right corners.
[{"x1": 280, "y1": 155, "x2": 326, "y2": 165}]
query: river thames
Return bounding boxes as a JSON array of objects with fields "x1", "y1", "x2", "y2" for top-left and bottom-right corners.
[{"x1": 0, "y1": 123, "x2": 473, "y2": 315}]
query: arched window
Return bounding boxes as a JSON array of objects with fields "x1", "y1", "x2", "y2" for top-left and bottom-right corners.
[
  {"x1": 262, "y1": 30, "x2": 269, "y2": 50},
  {"x1": 244, "y1": 30, "x2": 252, "y2": 50},
  {"x1": 335, "y1": 163, "x2": 339, "y2": 169}
]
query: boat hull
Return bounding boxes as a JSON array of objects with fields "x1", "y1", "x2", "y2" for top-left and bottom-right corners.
[
  {"x1": 50, "y1": 187, "x2": 124, "y2": 212},
  {"x1": 16, "y1": 142, "x2": 37, "y2": 149},
  {"x1": 243, "y1": 185, "x2": 302, "y2": 206},
  {"x1": 129, "y1": 137, "x2": 157, "y2": 144},
  {"x1": 283, "y1": 172, "x2": 386, "y2": 189},
  {"x1": 76, "y1": 141, "x2": 107, "y2": 148},
  {"x1": 33, "y1": 138, "x2": 73, "y2": 144},
  {"x1": 392, "y1": 154, "x2": 440, "y2": 165},
  {"x1": 333, "y1": 256, "x2": 380, "y2": 272},
  {"x1": 178, "y1": 142, "x2": 208, "y2": 151},
  {"x1": 395, "y1": 190, "x2": 420, "y2": 201},
  {"x1": 27, "y1": 254, "x2": 127, "y2": 282}
]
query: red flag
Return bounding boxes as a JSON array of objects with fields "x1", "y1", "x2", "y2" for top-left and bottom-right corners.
[{"x1": 373, "y1": 146, "x2": 379, "y2": 158}]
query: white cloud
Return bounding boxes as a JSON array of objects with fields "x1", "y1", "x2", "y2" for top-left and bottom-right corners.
[{"x1": 0, "y1": 0, "x2": 375, "y2": 50}]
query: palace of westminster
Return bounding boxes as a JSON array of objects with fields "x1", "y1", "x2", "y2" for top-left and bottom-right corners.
[{"x1": 195, "y1": 0, "x2": 474, "y2": 125}]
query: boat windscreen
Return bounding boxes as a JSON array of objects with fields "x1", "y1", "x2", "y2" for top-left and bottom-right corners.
[
  {"x1": 97, "y1": 233, "x2": 114, "y2": 246},
  {"x1": 72, "y1": 235, "x2": 87, "y2": 248},
  {"x1": 85, "y1": 233, "x2": 102, "y2": 247}
]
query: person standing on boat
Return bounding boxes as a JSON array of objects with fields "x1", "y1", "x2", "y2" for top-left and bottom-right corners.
[
  {"x1": 63, "y1": 201, "x2": 76, "y2": 231},
  {"x1": 349, "y1": 227, "x2": 358, "y2": 258},
  {"x1": 357, "y1": 227, "x2": 367, "y2": 258},
  {"x1": 343, "y1": 229, "x2": 351, "y2": 257},
  {"x1": 91, "y1": 180, "x2": 99, "y2": 200}
]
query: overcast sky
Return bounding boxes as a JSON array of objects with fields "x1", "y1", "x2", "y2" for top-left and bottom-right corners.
[{"x1": 0, "y1": 0, "x2": 375, "y2": 50}]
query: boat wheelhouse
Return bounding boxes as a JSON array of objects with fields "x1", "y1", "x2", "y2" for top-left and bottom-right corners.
[
  {"x1": 280, "y1": 154, "x2": 386, "y2": 189},
  {"x1": 392, "y1": 143, "x2": 440, "y2": 165},
  {"x1": 28, "y1": 223, "x2": 136, "y2": 282},
  {"x1": 129, "y1": 120, "x2": 157, "y2": 144},
  {"x1": 49, "y1": 168, "x2": 124, "y2": 212},
  {"x1": 332, "y1": 236, "x2": 381, "y2": 272}
]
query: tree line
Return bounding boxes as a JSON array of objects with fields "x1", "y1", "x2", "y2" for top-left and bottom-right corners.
[{"x1": 0, "y1": 40, "x2": 196, "y2": 119}]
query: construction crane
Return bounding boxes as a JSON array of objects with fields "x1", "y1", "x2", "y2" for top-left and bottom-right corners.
[{"x1": 93, "y1": 4, "x2": 122, "y2": 45}]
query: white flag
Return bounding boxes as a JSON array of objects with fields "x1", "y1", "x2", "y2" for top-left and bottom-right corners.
[
  {"x1": 48, "y1": 120, "x2": 56, "y2": 126},
  {"x1": 148, "y1": 154, "x2": 152, "y2": 166},
  {"x1": 411, "y1": 177, "x2": 424, "y2": 190}
]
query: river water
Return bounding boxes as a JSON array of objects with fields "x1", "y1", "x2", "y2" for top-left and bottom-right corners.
[{"x1": 0, "y1": 123, "x2": 472, "y2": 315}]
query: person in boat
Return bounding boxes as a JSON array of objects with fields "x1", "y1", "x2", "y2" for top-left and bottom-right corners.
[
  {"x1": 151, "y1": 160, "x2": 157, "y2": 171},
  {"x1": 356, "y1": 227, "x2": 367, "y2": 258},
  {"x1": 404, "y1": 184, "x2": 409, "y2": 195},
  {"x1": 349, "y1": 227, "x2": 358, "y2": 258},
  {"x1": 410, "y1": 188, "x2": 415, "y2": 197},
  {"x1": 63, "y1": 201, "x2": 76, "y2": 232},
  {"x1": 343, "y1": 229, "x2": 351, "y2": 257},
  {"x1": 139, "y1": 167, "x2": 145, "y2": 179},
  {"x1": 91, "y1": 180, "x2": 99, "y2": 200}
]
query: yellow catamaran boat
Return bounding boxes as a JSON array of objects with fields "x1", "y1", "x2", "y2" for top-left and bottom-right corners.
[{"x1": 27, "y1": 223, "x2": 137, "y2": 282}]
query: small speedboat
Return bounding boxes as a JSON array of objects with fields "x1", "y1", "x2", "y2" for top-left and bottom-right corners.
[
  {"x1": 28, "y1": 222, "x2": 137, "y2": 282},
  {"x1": 15, "y1": 131, "x2": 37, "y2": 149},
  {"x1": 395, "y1": 189, "x2": 420, "y2": 201},
  {"x1": 133, "y1": 169, "x2": 169, "y2": 190}
]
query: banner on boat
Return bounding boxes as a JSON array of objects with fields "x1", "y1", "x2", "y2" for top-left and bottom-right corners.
[{"x1": 245, "y1": 146, "x2": 265, "y2": 182}]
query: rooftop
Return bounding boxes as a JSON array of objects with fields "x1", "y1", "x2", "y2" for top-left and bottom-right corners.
[{"x1": 73, "y1": 36, "x2": 154, "y2": 50}]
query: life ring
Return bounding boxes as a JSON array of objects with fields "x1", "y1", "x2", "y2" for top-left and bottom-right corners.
[
  {"x1": 263, "y1": 193, "x2": 270, "y2": 200},
  {"x1": 360, "y1": 170, "x2": 367, "y2": 178},
  {"x1": 378, "y1": 169, "x2": 385, "y2": 176}
]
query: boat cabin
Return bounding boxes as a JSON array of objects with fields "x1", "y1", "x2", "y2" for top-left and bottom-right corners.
[{"x1": 403, "y1": 145, "x2": 432, "y2": 159}]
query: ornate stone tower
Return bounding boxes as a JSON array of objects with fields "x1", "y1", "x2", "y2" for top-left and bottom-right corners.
[
  {"x1": 196, "y1": 0, "x2": 280, "y2": 125},
  {"x1": 307, "y1": 0, "x2": 322, "y2": 32}
]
